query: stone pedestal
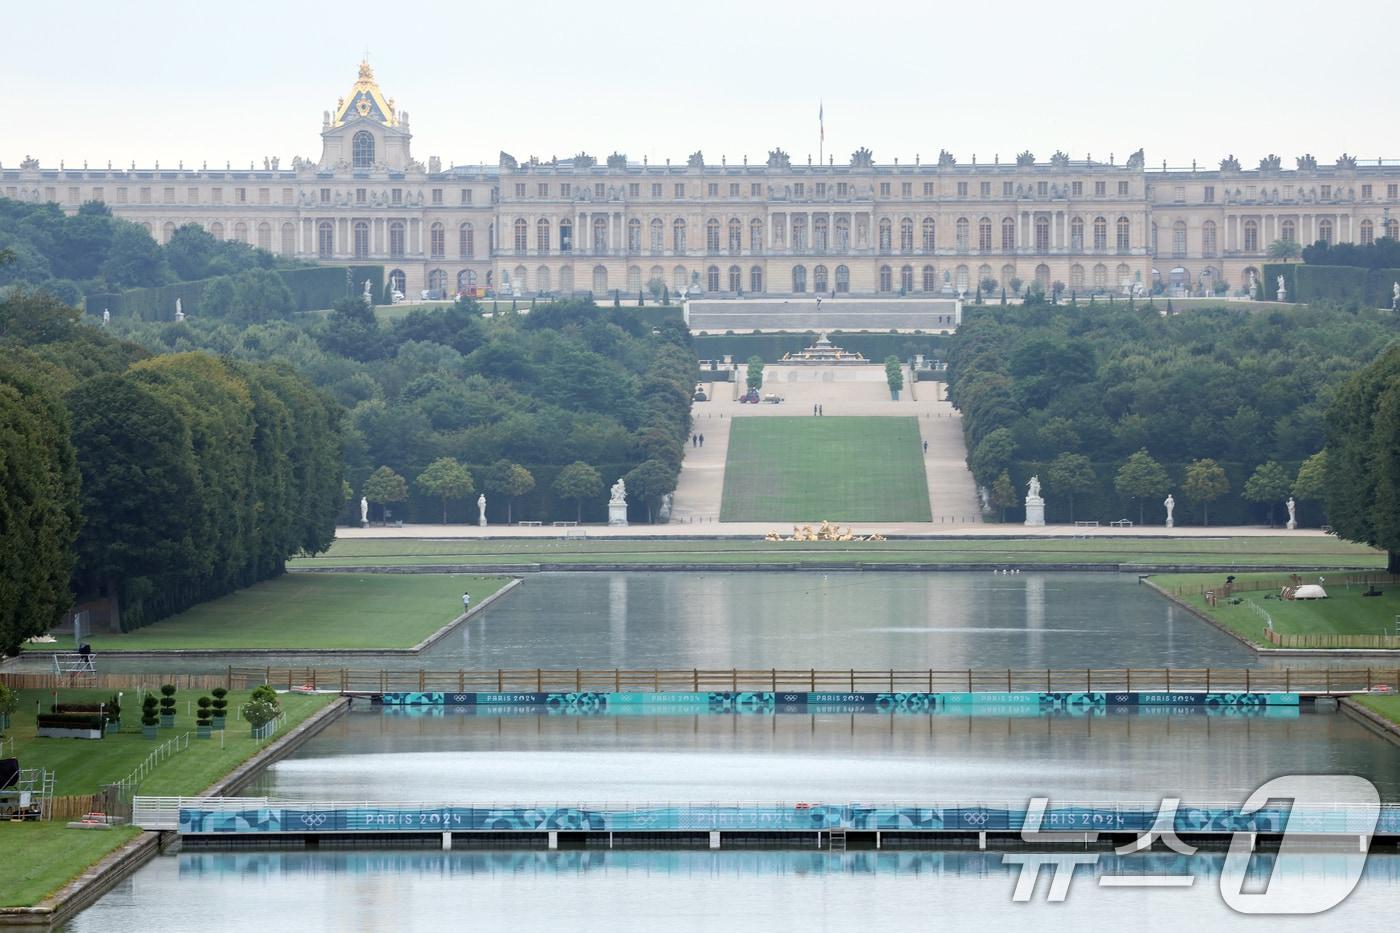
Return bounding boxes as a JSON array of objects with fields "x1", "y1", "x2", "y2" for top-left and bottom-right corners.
[
  {"x1": 1023, "y1": 496, "x2": 1045, "y2": 527},
  {"x1": 1166, "y1": 518, "x2": 1174, "y2": 528},
  {"x1": 1286, "y1": 519, "x2": 1296, "y2": 530},
  {"x1": 608, "y1": 502, "x2": 629, "y2": 527}
]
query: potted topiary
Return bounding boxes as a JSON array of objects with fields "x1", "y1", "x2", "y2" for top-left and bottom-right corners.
[
  {"x1": 242, "y1": 697, "x2": 280, "y2": 738},
  {"x1": 159, "y1": 684, "x2": 177, "y2": 728},
  {"x1": 210, "y1": 687, "x2": 228, "y2": 730},
  {"x1": 0, "y1": 683, "x2": 16, "y2": 733},
  {"x1": 195, "y1": 696, "x2": 213, "y2": 739},
  {"x1": 141, "y1": 694, "x2": 160, "y2": 739},
  {"x1": 105, "y1": 694, "x2": 122, "y2": 734}
]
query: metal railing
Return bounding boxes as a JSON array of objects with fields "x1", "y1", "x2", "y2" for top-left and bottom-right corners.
[
  {"x1": 252, "y1": 712, "x2": 287, "y2": 742},
  {"x1": 113, "y1": 732, "x2": 191, "y2": 797},
  {"x1": 226, "y1": 666, "x2": 1400, "y2": 695}
]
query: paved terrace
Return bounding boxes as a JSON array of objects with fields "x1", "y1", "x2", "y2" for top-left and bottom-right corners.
[{"x1": 688, "y1": 298, "x2": 959, "y2": 333}]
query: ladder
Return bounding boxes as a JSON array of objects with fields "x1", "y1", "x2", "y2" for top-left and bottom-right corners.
[{"x1": 828, "y1": 830, "x2": 847, "y2": 852}]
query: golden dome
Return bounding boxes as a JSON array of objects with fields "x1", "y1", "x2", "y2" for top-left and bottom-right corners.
[{"x1": 331, "y1": 60, "x2": 397, "y2": 128}]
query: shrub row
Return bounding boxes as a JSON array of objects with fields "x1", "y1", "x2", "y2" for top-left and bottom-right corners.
[{"x1": 86, "y1": 265, "x2": 385, "y2": 320}]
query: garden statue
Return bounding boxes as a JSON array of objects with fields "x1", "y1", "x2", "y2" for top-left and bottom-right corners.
[
  {"x1": 1393, "y1": 281, "x2": 1399, "y2": 311},
  {"x1": 1164, "y1": 493, "x2": 1175, "y2": 528},
  {"x1": 477, "y1": 494, "x2": 487, "y2": 527},
  {"x1": 360, "y1": 496, "x2": 368, "y2": 526},
  {"x1": 610, "y1": 478, "x2": 627, "y2": 504},
  {"x1": 1276, "y1": 275, "x2": 1286, "y2": 302},
  {"x1": 363, "y1": 279, "x2": 373, "y2": 300},
  {"x1": 1286, "y1": 497, "x2": 1297, "y2": 530},
  {"x1": 608, "y1": 479, "x2": 628, "y2": 527},
  {"x1": 1023, "y1": 475, "x2": 1045, "y2": 527},
  {"x1": 1248, "y1": 270, "x2": 1258, "y2": 300},
  {"x1": 1026, "y1": 475, "x2": 1041, "y2": 500}
]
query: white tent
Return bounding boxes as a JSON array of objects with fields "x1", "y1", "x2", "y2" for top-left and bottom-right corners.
[{"x1": 1292, "y1": 584, "x2": 1327, "y2": 600}]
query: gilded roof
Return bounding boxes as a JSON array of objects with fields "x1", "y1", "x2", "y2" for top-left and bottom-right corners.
[{"x1": 331, "y1": 60, "x2": 397, "y2": 128}]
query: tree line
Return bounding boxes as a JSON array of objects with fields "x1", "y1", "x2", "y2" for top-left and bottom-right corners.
[
  {"x1": 947, "y1": 301, "x2": 1399, "y2": 527},
  {"x1": 0, "y1": 284, "x2": 343, "y2": 652}
]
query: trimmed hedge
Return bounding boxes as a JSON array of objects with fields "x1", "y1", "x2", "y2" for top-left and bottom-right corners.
[
  {"x1": 36, "y1": 713, "x2": 106, "y2": 730},
  {"x1": 1264, "y1": 263, "x2": 1400, "y2": 308},
  {"x1": 86, "y1": 264, "x2": 385, "y2": 320}
]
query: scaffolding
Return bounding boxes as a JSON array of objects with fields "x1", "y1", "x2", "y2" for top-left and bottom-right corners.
[{"x1": 52, "y1": 651, "x2": 97, "y2": 686}]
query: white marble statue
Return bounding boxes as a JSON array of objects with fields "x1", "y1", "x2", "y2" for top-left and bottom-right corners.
[
  {"x1": 1286, "y1": 496, "x2": 1297, "y2": 530},
  {"x1": 1164, "y1": 493, "x2": 1175, "y2": 528},
  {"x1": 477, "y1": 493, "x2": 487, "y2": 527},
  {"x1": 1393, "y1": 281, "x2": 1399, "y2": 311},
  {"x1": 1025, "y1": 475, "x2": 1041, "y2": 500},
  {"x1": 363, "y1": 279, "x2": 373, "y2": 301},
  {"x1": 1023, "y1": 475, "x2": 1045, "y2": 527},
  {"x1": 175, "y1": 298, "x2": 183, "y2": 318},
  {"x1": 610, "y1": 478, "x2": 627, "y2": 505},
  {"x1": 359, "y1": 496, "x2": 368, "y2": 526},
  {"x1": 102, "y1": 309, "x2": 110, "y2": 325},
  {"x1": 1276, "y1": 274, "x2": 1286, "y2": 302},
  {"x1": 1248, "y1": 270, "x2": 1258, "y2": 300}
]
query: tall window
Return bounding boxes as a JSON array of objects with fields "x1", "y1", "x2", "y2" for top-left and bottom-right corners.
[
  {"x1": 792, "y1": 216, "x2": 807, "y2": 251},
  {"x1": 1093, "y1": 216, "x2": 1107, "y2": 251},
  {"x1": 1002, "y1": 217, "x2": 1015, "y2": 252},
  {"x1": 389, "y1": 221, "x2": 405, "y2": 258},
  {"x1": 750, "y1": 219, "x2": 764, "y2": 253},
  {"x1": 835, "y1": 265, "x2": 850, "y2": 293},
  {"x1": 560, "y1": 219, "x2": 573, "y2": 253},
  {"x1": 814, "y1": 265, "x2": 828, "y2": 292},
  {"x1": 535, "y1": 267, "x2": 550, "y2": 292},
  {"x1": 1281, "y1": 219, "x2": 1296, "y2": 243},
  {"x1": 955, "y1": 218, "x2": 970, "y2": 251},
  {"x1": 1172, "y1": 221, "x2": 1187, "y2": 258},
  {"x1": 280, "y1": 222, "x2": 295, "y2": 256},
  {"x1": 707, "y1": 265, "x2": 720, "y2": 291},
  {"x1": 673, "y1": 219, "x2": 686, "y2": 252},
  {"x1": 317, "y1": 221, "x2": 334, "y2": 259},
  {"x1": 1202, "y1": 221, "x2": 1217, "y2": 257},
  {"x1": 593, "y1": 265, "x2": 608, "y2": 294},
  {"x1": 834, "y1": 216, "x2": 849, "y2": 251},
  {"x1": 728, "y1": 265, "x2": 742, "y2": 291},
  {"x1": 1070, "y1": 217, "x2": 1084, "y2": 251},
  {"x1": 593, "y1": 216, "x2": 608, "y2": 254},
  {"x1": 352, "y1": 131, "x2": 375, "y2": 169},
  {"x1": 922, "y1": 217, "x2": 936, "y2": 252},
  {"x1": 1093, "y1": 263, "x2": 1107, "y2": 289},
  {"x1": 728, "y1": 218, "x2": 742, "y2": 253},
  {"x1": 257, "y1": 223, "x2": 272, "y2": 251},
  {"x1": 706, "y1": 219, "x2": 721, "y2": 253},
  {"x1": 750, "y1": 266, "x2": 763, "y2": 293},
  {"x1": 537, "y1": 219, "x2": 551, "y2": 253},
  {"x1": 430, "y1": 222, "x2": 445, "y2": 259},
  {"x1": 879, "y1": 265, "x2": 892, "y2": 292},
  {"x1": 814, "y1": 215, "x2": 829, "y2": 252},
  {"x1": 1070, "y1": 264, "x2": 1085, "y2": 289},
  {"x1": 878, "y1": 218, "x2": 892, "y2": 253},
  {"x1": 233, "y1": 222, "x2": 248, "y2": 244},
  {"x1": 977, "y1": 217, "x2": 992, "y2": 253},
  {"x1": 353, "y1": 221, "x2": 370, "y2": 259},
  {"x1": 628, "y1": 218, "x2": 642, "y2": 253},
  {"x1": 900, "y1": 218, "x2": 914, "y2": 253},
  {"x1": 1243, "y1": 219, "x2": 1259, "y2": 252},
  {"x1": 923, "y1": 265, "x2": 936, "y2": 291},
  {"x1": 1034, "y1": 217, "x2": 1050, "y2": 252},
  {"x1": 900, "y1": 265, "x2": 914, "y2": 292},
  {"x1": 459, "y1": 223, "x2": 474, "y2": 259},
  {"x1": 792, "y1": 265, "x2": 807, "y2": 293},
  {"x1": 651, "y1": 218, "x2": 664, "y2": 253},
  {"x1": 1387, "y1": 220, "x2": 1400, "y2": 240},
  {"x1": 1116, "y1": 216, "x2": 1130, "y2": 252},
  {"x1": 514, "y1": 219, "x2": 528, "y2": 253},
  {"x1": 1318, "y1": 218, "x2": 1334, "y2": 245}
]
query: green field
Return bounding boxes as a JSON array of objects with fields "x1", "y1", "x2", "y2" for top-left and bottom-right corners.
[
  {"x1": 1151, "y1": 571, "x2": 1400, "y2": 646},
  {"x1": 1352, "y1": 695, "x2": 1400, "y2": 728},
  {"x1": 0, "y1": 686, "x2": 335, "y2": 906},
  {"x1": 719, "y1": 417, "x2": 931, "y2": 522},
  {"x1": 73, "y1": 573, "x2": 510, "y2": 651},
  {"x1": 291, "y1": 535, "x2": 1385, "y2": 571}
]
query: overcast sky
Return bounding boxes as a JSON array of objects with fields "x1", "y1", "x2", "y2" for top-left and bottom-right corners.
[{"x1": 7, "y1": 0, "x2": 1396, "y2": 172}]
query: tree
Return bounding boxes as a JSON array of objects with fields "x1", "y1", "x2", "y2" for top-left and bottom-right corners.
[
  {"x1": 624, "y1": 458, "x2": 677, "y2": 523},
  {"x1": 1114, "y1": 449, "x2": 1169, "y2": 525},
  {"x1": 101, "y1": 221, "x2": 167, "y2": 288},
  {"x1": 1182, "y1": 458, "x2": 1229, "y2": 526},
  {"x1": 990, "y1": 470, "x2": 1018, "y2": 523},
  {"x1": 553, "y1": 461, "x2": 603, "y2": 522},
  {"x1": 1242, "y1": 460, "x2": 1291, "y2": 525},
  {"x1": 969, "y1": 427, "x2": 1015, "y2": 486},
  {"x1": 486, "y1": 459, "x2": 534, "y2": 523},
  {"x1": 1292, "y1": 451, "x2": 1328, "y2": 525},
  {"x1": 746, "y1": 355, "x2": 765, "y2": 390},
  {"x1": 1267, "y1": 238, "x2": 1302, "y2": 261},
  {"x1": 415, "y1": 457, "x2": 474, "y2": 523},
  {"x1": 1045, "y1": 453, "x2": 1095, "y2": 522},
  {"x1": 362, "y1": 466, "x2": 408, "y2": 522},
  {"x1": 884, "y1": 355, "x2": 904, "y2": 394}
]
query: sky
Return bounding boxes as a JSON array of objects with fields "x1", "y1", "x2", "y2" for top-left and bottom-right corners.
[{"x1": 6, "y1": 0, "x2": 1397, "y2": 172}]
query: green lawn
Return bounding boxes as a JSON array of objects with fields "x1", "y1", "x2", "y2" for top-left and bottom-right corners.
[
  {"x1": 719, "y1": 417, "x2": 931, "y2": 522},
  {"x1": 1151, "y1": 571, "x2": 1400, "y2": 646},
  {"x1": 291, "y1": 535, "x2": 1385, "y2": 571},
  {"x1": 73, "y1": 573, "x2": 510, "y2": 651},
  {"x1": 1352, "y1": 695, "x2": 1400, "y2": 727},
  {"x1": 0, "y1": 686, "x2": 336, "y2": 907}
]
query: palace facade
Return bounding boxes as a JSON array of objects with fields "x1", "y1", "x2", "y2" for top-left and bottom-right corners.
[{"x1": 7, "y1": 63, "x2": 1399, "y2": 301}]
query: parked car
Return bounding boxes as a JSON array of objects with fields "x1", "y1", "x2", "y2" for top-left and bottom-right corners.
[
  {"x1": 762, "y1": 393, "x2": 784, "y2": 404},
  {"x1": 739, "y1": 388, "x2": 760, "y2": 403}
]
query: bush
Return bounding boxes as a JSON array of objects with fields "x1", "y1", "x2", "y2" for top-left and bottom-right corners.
[
  {"x1": 159, "y1": 683, "x2": 177, "y2": 715},
  {"x1": 242, "y1": 698, "x2": 280, "y2": 728},
  {"x1": 196, "y1": 696, "x2": 213, "y2": 726},
  {"x1": 249, "y1": 684, "x2": 279, "y2": 706},
  {"x1": 140, "y1": 694, "x2": 159, "y2": 727},
  {"x1": 211, "y1": 688, "x2": 228, "y2": 717},
  {"x1": 0, "y1": 683, "x2": 16, "y2": 716},
  {"x1": 37, "y1": 713, "x2": 105, "y2": 730}
]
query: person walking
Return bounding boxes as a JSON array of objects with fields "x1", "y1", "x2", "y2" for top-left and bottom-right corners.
[
  {"x1": 819, "y1": 404, "x2": 824, "y2": 416},
  {"x1": 923, "y1": 440, "x2": 928, "y2": 453},
  {"x1": 699, "y1": 433, "x2": 705, "y2": 447},
  {"x1": 462, "y1": 591, "x2": 471, "y2": 614},
  {"x1": 813, "y1": 403, "x2": 818, "y2": 416}
]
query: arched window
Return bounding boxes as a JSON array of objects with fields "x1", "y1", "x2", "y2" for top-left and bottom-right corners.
[
  {"x1": 835, "y1": 265, "x2": 850, "y2": 293},
  {"x1": 161, "y1": 221, "x2": 175, "y2": 243},
  {"x1": 460, "y1": 223, "x2": 475, "y2": 259},
  {"x1": 593, "y1": 216, "x2": 608, "y2": 254},
  {"x1": 559, "y1": 219, "x2": 573, "y2": 254},
  {"x1": 792, "y1": 265, "x2": 807, "y2": 293},
  {"x1": 922, "y1": 217, "x2": 936, "y2": 252},
  {"x1": 814, "y1": 215, "x2": 829, "y2": 252},
  {"x1": 1387, "y1": 220, "x2": 1400, "y2": 241},
  {"x1": 535, "y1": 267, "x2": 550, "y2": 293},
  {"x1": 977, "y1": 217, "x2": 992, "y2": 253},
  {"x1": 257, "y1": 222, "x2": 272, "y2": 251},
  {"x1": 628, "y1": 218, "x2": 642, "y2": 253},
  {"x1": 1093, "y1": 263, "x2": 1108, "y2": 289},
  {"x1": 1093, "y1": 216, "x2": 1108, "y2": 251},
  {"x1": 430, "y1": 222, "x2": 445, "y2": 259},
  {"x1": 728, "y1": 218, "x2": 742, "y2": 254},
  {"x1": 878, "y1": 218, "x2": 893, "y2": 254},
  {"x1": 317, "y1": 221, "x2": 334, "y2": 259},
  {"x1": 1001, "y1": 264, "x2": 1016, "y2": 288},
  {"x1": 728, "y1": 265, "x2": 742, "y2": 292},
  {"x1": 879, "y1": 265, "x2": 893, "y2": 292},
  {"x1": 1202, "y1": 221, "x2": 1217, "y2": 257},
  {"x1": 513, "y1": 265, "x2": 528, "y2": 291},
  {"x1": 900, "y1": 264, "x2": 914, "y2": 293},
  {"x1": 673, "y1": 219, "x2": 687, "y2": 253},
  {"x1": 978, "y1": 264, "x2": 993, "y2": 289},
  {"x1": 707, "y1": 265, "x2": 720, "y2": 291},
  {"x1": 814, "y1": 264, "x2": 828, "y2": 292},
  {"x1": 922, "y1": 265, "x2": 936, "y2": 292},
  {"x1": 750, "y1": 266, "x2": 763, "y2": 293},
  {"x1": 1034, "y1": 217, "x2": 1050, "y2": 252},
  {"x1": 1243, "y1": 219, "x2": 1259, "y2": 253},
  {"x1": 955, "y1": 217, "x2": 970, "y2": 251},
  {"x1": 1318, "y1": 218, "x2": 1334, "y2": 245},
  {"x1": 628, "y1": 265, "x2": 642, "y2": 291},
  {"x1": 233, "y1": 222, "x2": 248, "y2": 244},
  {"x1": 706, "y1": 219, "x2": 721, "y2": 253},
  {"x1": 792, "y1": 215, "x2": 807, "y2": 251},
  {"x1": 1171, "y1": 221, "x2": 1187, "y2": 258},
  {"x1": 1116, "y1": 263, "x2": 1132, "y2": 287},
  {"x1": 672, "y1": 265, "x2": 686, "y2": 290},
  {"x1": 280, "y1": 222, "x2": 295, "y2": 255},
  {"x1": 750, "y1": 219, "x2": 764, "y2": 253},
  {"x1": 140, "y1": 222, "x2": 153, "y2": 236},
  {"x1": 353, "y1": 220, "x2": 370, "y2": 259},
  {"x1": 1116, "y1": 216, "x2": 1131, "y2": 252},
  {"x1": 1070, "y1": 264, "x2": 1085, "y2": 289},
  {"x1": 1281, "y1": 219, "x2": 1296, "y2": 243},
  {"x1": 650, "y1": 218, "x2": 664, "y2": 254},
  {"x1": 1002, "y1": 217, "x2": 1016, "y2": 252},
  {"x1": 1035, "y1": 263, "x2": 1051, "y2": 289},
  {"x1": 428, "y1": 270, "x2": 447, "y2": 296},
  {"x1": 389, "y1": 221, "x2": 405, "y2": 258},
  {"x1": 559, "y1": 267, "x2": 574, "y2": 294},
  {"x1": 835, "y1": 216, "x2": 850, "y2": 251},
  {"x1": 956, "y1": 265, "x2": 970, "y2": 291},
  {"x1": 1070, "y1": 217, "x2": 1084, "y2": 251},
  {"x1": 537, "y1": 219, "x2": 550, "y2": 253},
  {"x1": 649, "y1": 265, "x2": 664, "y2": 286},
  {"x1": 352, "y1": 131, "x2": 375, "y2": 169},
  {"x1": 900, "y1": 217, "x2": 914, "y2": 253},
  {"x1": 389, "y1": 269, "x2": 406, "y2": 295},
  {"x1": 593, "y1": 265, "x2": 608, "y2": 294}
]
